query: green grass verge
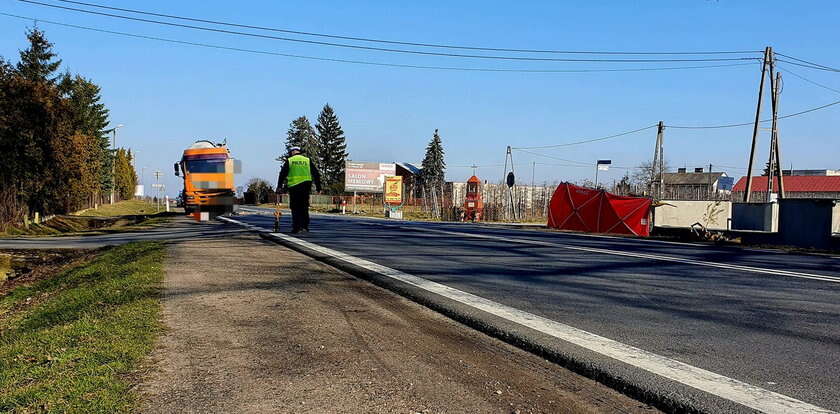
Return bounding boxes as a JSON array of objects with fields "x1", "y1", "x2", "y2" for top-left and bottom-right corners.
[
  {"x1": 74, "y1": 200, "x2": 159, "y2": 217},
  {"x1": 0, "y1": 242, "x2": 165, "y2": 413}
]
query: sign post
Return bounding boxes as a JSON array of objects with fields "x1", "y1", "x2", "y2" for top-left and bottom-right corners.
[{"x1": 383, "y1": 175, "x2": 404, "y2": 219}]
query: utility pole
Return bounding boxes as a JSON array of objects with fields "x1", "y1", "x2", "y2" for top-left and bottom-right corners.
[
  {"x1": 650, "y1": 121, "x2": 665, "y2": 199},
  {"x1": 770, "y1": 71, "x2": 786, "y2": 199},
  {"x1": 153, "y1": 170, "x2": 163, "y2": 212},
  {"x1": 744, "y1": 47, "x2": 772, "y2": 202},
  {"x1": 108, "y1": 124, "x2": 124, "y2": 204},
  {"x1": 503, "y1": 146, "x2": 517, "y2": 221}
]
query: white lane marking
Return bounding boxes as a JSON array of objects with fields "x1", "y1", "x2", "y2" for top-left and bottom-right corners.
[
  {"x1": 220, "y1": 217, "x2": 832, "y2": 413},
  {"x1": 352, "y1": 221, "x2": 840, "y2": 284}
]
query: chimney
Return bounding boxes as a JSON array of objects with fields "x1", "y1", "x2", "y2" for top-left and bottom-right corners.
[
  {"x1": 677, "y1": 168, "x2": 687, "y2": 173},
  {"x1": 694, "y1": 167, "x2": 704, "y2": 173}
]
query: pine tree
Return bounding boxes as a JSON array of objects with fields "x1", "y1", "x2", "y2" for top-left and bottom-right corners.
[
  {"x1": 283, "y1": 116, "x2": 319, "y2": 165},
  {"x1": 315, "y1": 104, "x2": 349, "y2": 192},
  {"x1": 420, "y1": 129, "x2": 446, "y2": 192},
  {"x1": 16, "y1": 28, "x2": 62, "y2": 83},
  {"x1": 113, "y1": 148, "x2": 137, "y2": 200},
  {"x1": 60, "y1": 74, "x2": 111, "y2": 197}
]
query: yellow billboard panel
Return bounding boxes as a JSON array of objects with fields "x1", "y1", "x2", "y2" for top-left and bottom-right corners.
[{"x1": 384, "y1": 175, "x2": 403, "y2": 205}]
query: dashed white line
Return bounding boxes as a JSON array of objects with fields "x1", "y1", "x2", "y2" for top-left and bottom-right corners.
[{"x1": 218, "y1": 216, "x2": 834, "y2": 414}]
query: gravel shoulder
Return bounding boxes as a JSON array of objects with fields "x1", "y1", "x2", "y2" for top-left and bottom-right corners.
[{"x1": 138, "y1": 226, "x2": 657, "y2": 413}]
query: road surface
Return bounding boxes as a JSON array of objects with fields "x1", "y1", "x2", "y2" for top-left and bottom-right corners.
[
  {"x1": 229, "y1": 207, "x2": 840, "y2": 413},
  {"x1": 0, "y1": 217, "x2": 232, "y2": 249}
]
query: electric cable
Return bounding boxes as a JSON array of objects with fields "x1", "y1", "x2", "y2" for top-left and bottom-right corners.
[
  {"x1": 665, "y1": 98, "x2": 840, "y2": 129},
  {"x1": 510, "y1": 149, "x2": 596, "y2": 166},
  {"x1": 512, "y1": 125, "x2": 658, "y2": 149},
  {"x1": 17, "y1": 0, "x2": 762, "y2": 63},
  {"x1": 780, "y1": 64, "x2": 840, "y2": 95},
  {"x1": 776, "y1": 53, "x2": 840, "y2": 72},
  {"x1": 0, "y1": 12, "x2": 761, "y2": 74},
  {"x1": 776, "y1": 59, "x2": 840, "y2": 73},
  {"x1": 49, "y1": 0, "x2": 762, "y2": 56}
]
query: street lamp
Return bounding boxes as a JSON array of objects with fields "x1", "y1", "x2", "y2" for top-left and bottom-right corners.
[{"x1": 108, "y1": 124, "x2": 125, "y2": 204}]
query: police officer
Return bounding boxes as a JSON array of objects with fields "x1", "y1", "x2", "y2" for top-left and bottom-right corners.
[{"x1": 277, "y1": 147, "x2": 321, "y2": 233}]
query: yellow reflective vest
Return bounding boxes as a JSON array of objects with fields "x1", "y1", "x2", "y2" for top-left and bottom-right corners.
[{"x1": 286, "y1": 154, "x2": 313, "y2": 187}]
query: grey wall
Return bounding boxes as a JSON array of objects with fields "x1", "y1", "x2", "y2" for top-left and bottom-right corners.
[
  {"x1": 776, "y1": 199, "x2": 835, "y2": 249},
  {"x1": 732, "y1": 203, "x2": 778, "y2": 232}
]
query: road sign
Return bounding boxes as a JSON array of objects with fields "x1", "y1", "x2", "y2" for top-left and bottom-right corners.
[
  {"x1": 597, "y1": 160, "x2": 612, "y2": 171},
  {"x1": 151, "y1": 183, "x2": 164, "y2": 189}
]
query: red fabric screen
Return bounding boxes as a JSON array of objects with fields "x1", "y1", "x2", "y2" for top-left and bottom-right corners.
[{"x1": 547, "y1": 183, "x2": 652, "y2": 236}]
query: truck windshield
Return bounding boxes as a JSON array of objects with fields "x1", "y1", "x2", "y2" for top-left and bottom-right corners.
[{"x1": 186, "y1": 159, "x2": 226, "y2": 173}]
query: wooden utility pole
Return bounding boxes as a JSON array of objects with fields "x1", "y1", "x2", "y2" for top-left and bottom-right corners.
[
  {"x1": 649, "y1": 121, "x2": 665, "y2": 199},
  {"x1": 744, "y1": 47, "x2": 772, "y2": 202},
  {"x1": 771, "y1": 71, "x2": 786, "y2": 198},
  {"x1": 505, "y1": 146, "x2": 518, "y2": 221}
]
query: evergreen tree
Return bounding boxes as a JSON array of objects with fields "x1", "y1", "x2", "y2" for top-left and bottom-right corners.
[
  {"x1": 16, "y1": 28, "x2": 62, "y2": 83},
  {"x1": 113, "y1": 148, "x2": 137, "y2": 200},
  {"x1": 420, "y1": 129, "x2": 446, "y2": 192},
  {"x1": 283, "y1": 116, "x2": 319, "y2": 164},
  {"x1": 60, "y1": 74, "x2": 111, "y2": 196},
  {"x1": 315, "y1": 104, "x2": 348, "y2": 192}
]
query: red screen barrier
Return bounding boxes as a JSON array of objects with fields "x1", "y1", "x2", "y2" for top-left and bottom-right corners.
[{"x1": 547, "y1": 183, "x2": 652, "y2": 236}]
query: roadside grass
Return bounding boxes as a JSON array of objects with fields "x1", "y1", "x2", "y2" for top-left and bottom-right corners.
[
  {"x1": 3, "y1": 200, "x2": 177, "y2": 237},
  {"x1": 0, "y1": 242, "x2": 165, "y2": 413},
  {"x1": 74, "y1": 200, "x2": 159, "y2": 217}
]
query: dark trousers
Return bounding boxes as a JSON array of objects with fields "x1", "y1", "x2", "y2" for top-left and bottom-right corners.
[{"x1": 288, "y1": 182, "x2": 311, "y2": 231}]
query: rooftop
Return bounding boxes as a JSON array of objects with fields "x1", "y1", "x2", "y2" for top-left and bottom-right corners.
[
  {"x1": 732, "y1": 176, "x2": 840, "y2": 193},
  {"x1": 662, "y1": 172, "x2": 726, "y2": 186}
]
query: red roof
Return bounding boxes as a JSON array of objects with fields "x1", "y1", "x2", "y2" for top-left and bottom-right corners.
[{"x1": 732, "y1": 176, "x2": 840, "y2": 193}]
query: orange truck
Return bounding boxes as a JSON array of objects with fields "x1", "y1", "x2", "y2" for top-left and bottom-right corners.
[{"x1": 174, "y1": 140, "x2": 237, "y2": 216}]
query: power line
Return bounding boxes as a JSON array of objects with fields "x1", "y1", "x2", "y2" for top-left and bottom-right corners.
[
  {"x1": 18, "y1": 0, "x2": 762, "y2": 64},
  {"x1": 665, "y1": 98, "x2": 840, "y2": 129},
  {"x1": 780, "y1": 64, "x2": 840, "y2": 95},
  {"x1": 50, "y1": 0, "x2": 762, "y2": 57},
  {"x1": 776, "y1": 59, "x2": 840, "y2": 73},
  {"x1": 776, "y1": 52, "x2": 840, "y2": 72},
  {"x1": 776, "y1": 99, "x2": 840, "y2": 120},
  {"x1": 0, "y1": 13, "x2": 762, "y2": 74},
  {"x1": 510, "y1": 149, "x2": 595, "y2": 166},
  {"x1": 511, "y1": 124, "x2": 658, "y2": 149}
]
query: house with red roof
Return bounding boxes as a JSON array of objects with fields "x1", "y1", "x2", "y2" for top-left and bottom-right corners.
[{"x1": 731, "y1": 176, "x2": 840, "y2": 201}]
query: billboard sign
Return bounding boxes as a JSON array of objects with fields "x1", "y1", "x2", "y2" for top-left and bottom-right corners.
[
  {"x1": 384, "y1": 175, "x2": 403, "y2": 205},
  {"x1": 345, "y1": 161, "x2": 396, "y2": 193}
]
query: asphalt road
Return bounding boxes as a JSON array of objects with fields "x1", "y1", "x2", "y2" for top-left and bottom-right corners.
[
  {"x1": 0, "y1": 217, "x2": 235, "y2": 249},
  {"x1": 234, "y1": 207, "x2": 840, "y2": 413}
]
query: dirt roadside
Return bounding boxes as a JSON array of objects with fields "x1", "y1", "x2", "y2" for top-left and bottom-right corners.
[{"x1": 138, "y1": 229, "x2": 658, "y2": 413}]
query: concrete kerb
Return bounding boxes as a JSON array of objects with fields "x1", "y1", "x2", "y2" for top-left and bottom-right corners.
[{"x1": 217, "y1": 216, "x2": 748, "y2": 414}]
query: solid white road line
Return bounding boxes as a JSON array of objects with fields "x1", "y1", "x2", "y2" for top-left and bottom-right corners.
[
  {"x1": 219, "y1": 216, "x2": 834, "y2": 413},
  {"x1": 353, "y1": 221, "x2": 840, "y2": 284}
]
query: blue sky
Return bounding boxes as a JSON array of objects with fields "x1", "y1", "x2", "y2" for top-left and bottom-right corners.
[{"x1": 1, "y1": 0, "x2": 839, "y2": 195}]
